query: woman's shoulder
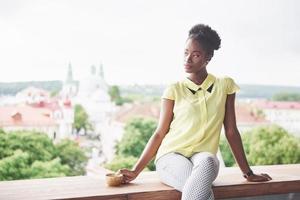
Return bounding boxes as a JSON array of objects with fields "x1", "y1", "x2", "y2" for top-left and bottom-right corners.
[
  {"x1": 213, "y1": 74, "x2": 240, "y2": 94},
  {"x1": 164, "y1": 80, "x2": 184, "y2": 89},
  {"x1": 214, "y1": 75, "x2": 237, "y2": 85},
  {"x1": 214, "y1": 74, "x2": 235, "y2": 81}
]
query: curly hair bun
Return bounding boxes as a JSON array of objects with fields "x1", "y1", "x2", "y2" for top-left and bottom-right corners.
[{"x1": 189, "y1": 24, "x2": 221, "y2": 51}]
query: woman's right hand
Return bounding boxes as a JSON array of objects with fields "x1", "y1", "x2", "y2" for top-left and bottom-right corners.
[{"x1": 118, "y1": 168, "x2": 139, "y2": 184}]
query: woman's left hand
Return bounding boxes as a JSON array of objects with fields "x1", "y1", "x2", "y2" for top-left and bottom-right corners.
[{"x1": 247, "y1": 173, "x2": 272, "y2": 182}]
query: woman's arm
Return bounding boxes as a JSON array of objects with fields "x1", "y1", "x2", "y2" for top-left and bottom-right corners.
[
  {"x1": 223, "y1": 93, "x2": 272, "y2": 182},
  {"x1": 119, "y1": 98, "x2": 174, "y2": 183}
]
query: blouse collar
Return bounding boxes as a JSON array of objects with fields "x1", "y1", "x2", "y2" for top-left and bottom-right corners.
[{"x1": 184, "y1": 74, "x2": 216, "y2": 93}]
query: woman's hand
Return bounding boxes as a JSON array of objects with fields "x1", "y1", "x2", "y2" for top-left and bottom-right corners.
[
  {"x1": 117, "y1": 169, "x2": 139, "y2": 184},
  {"x1": 246, "y1": 173, "x2": 272, "y2": 182}
]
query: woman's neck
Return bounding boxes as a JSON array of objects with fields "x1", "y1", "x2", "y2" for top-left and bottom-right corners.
[{"x1": 188, "y1": 70, "x2": 208, "y2": 85}]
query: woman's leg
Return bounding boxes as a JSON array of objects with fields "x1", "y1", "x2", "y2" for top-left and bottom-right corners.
[
  {"x1": 156, "y1": 152, "x2": 193, "y2": 191},
  {"x1": 181, "y1": 152, "x2": 220, "y2": 200}
]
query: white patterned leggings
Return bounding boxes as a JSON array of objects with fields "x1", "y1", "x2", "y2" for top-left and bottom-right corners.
[{"x1": 156, "y1": 152, "x2": 220, "y2": 200}]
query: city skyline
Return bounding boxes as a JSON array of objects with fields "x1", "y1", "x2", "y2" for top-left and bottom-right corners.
[{"x1": 0, "y1": 0, "x2": 300, "y2": 86}]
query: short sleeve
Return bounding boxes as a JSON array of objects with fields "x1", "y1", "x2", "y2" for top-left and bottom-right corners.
[
  {"x1": 226, "y1": 77, "x2": 240, "y2": 94},
  {"x1": 161, "y1": 84, "x2": 175, "y2": 100}
]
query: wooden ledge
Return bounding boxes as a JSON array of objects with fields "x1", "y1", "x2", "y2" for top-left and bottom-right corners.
[{"x1": 0, "y1": 164, "x2": 299, "y2": 200}]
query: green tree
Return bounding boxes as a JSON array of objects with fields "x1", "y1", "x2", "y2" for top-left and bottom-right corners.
[
  {"x1": 219, "y1": 125, "x2": 300, "y2": 167},
  {"x1": 272, "y1": 92, "x2": 300, "y2": 101},
  {"x1": 0, "y1": 131, "x2": 56, "y2": 162},
  {"x1": 116, "y1": 117, "x2": 157, "y2": 158},
  {"x1": 104, "y1": 155, "x2": 138, "y2": 172},
  {"x1": 74, "y1": 104, "x2": 93, "y2": 134},
  {"x1": 219, "y1": 136, "x2": 235, "y2": 167},
  {"x1": 105, "y1": 117, "x2": 157, "y2": 171},
  {"x1": 55, "y1": 139, "x2": 88, "y2": 176},
  {"x1": 0, "y1": 150, "x2": 32, "y2": 181},
  {"x1": 108, "y1": 85, "x2": 121, "y2": 102},
  {"x1": 30, "y1": 158, "x2": 70, "y2": 179},
  {"x1": 50, "y1": 90, "x2": 59, "y2": 97},
  {"x1": 247, "y1": 125, "x2": 300, "y2": 165},
  {"x1": 0, "y1": 130, "x2": 87, "y2": 181},
  {"x1": 108, "y1": 85, "x2": 129, "y2": 106}
]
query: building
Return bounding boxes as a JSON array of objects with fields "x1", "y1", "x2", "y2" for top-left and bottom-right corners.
[
  {"x1": 0, "y1": 86, "x2": 74, "y2": 140},
  {"x1": 60, "y1": 63, "x2": 78, "y2": 99},
  {"x1": 15, "y1": 86, "x2": 50, "y2": 105},
  {"x1": 253, "y1": 100, "x2": 300, "y2": 135},
  {"x1": 74, "y1": 64, "x2": 112, "y2": 133},
  {"x1": 0, "y1": 104, "x2": 58, "y2": 138},
  {"x1": 235, "y1": 101, "x2": 270, "y2": 133}
]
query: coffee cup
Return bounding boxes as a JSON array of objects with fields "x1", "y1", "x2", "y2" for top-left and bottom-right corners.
[{"x1": 105, "y1": 172, "x2": 124, "y2": 186}]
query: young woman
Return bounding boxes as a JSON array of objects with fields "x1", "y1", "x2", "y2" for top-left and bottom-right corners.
[{"x1": 119, "y1": 24, "x2": 272, "y2": 200}]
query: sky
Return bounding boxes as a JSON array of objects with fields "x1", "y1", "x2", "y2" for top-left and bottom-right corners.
[{"x1": 0, "y1": 0, "x2": 299, "y2": 86}]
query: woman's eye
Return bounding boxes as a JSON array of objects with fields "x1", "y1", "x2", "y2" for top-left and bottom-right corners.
[{"x1": 193, "y1": 54, "x2": 200, "y2": 57}]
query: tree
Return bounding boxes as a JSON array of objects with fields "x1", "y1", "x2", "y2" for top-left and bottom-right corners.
[
  {"x1": 30, "y1": 158, "x2": 70, "y2": 179},
  {"x1": 105, "y1": 117, "x2": 157, "y2": 171},
  {"x1": 108, "y1": 85, "x2": 121, "y2": 102},
  {"x1": 74, "y1": 104, "x2": 93, "y2": 134},
  {"x1": 108, "y1": 85, "x2": 131, "y2": 106},
  {"x1": 116, "y1": 117, "x2": 157, "y2": 158},
  {"x1": 219, "y1": 136, "x2": 235, "y2": 167},
  {"x1": 0, "y1": 130, "x2": 87, "y2": 181},
  {"x1": 50, "y1": 90, "x2": 59, "y2": 97},
  {"x1": 247, "y1": 125, "x2": 300, "y2": 165},
  {"x1": 219, "y1": 125, "x2": 300, "y2": 167},
  {"x1": 104, "y1": 155, "x2": 138, "y2": 172},
  {"x1": 55, "y1": 139, "x2": 88, "y2": 176},
  {"x1": 272, "y1": 92, "x2": 300, "y2": 101},
  {"x1": 0, "y1": 150, "x2": 32, "y2": 181},
  {"x1": 0, "y1": 131, "x2": 57, "y2": 162}
]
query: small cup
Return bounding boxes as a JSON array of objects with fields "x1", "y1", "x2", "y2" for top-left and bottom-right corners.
[{"x1": 105, "y1": 172, "x2": 124, "y2": 187}]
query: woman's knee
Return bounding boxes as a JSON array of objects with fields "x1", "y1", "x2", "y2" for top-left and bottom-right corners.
[
  {"x1": 156, "y1": 152, "x2": 193, "y2": 191},
  {"x1": 191, "y1": 152, "x2": 220, "y2": 180},
  {"x1": 192, "y1": 152, "x2": 219, "y2": 168}
]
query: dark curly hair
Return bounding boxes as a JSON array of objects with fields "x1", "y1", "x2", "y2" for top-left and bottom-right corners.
[{"x1": 188, "y1": 24, "x2": 221, "y2": 61}]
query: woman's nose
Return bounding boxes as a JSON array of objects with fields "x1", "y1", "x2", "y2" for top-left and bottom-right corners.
[{"x1": 185, "y1": 54, "x2": 192, "y2": 63}]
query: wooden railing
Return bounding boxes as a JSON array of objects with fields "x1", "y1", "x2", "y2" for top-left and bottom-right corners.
[{"x1": 0, "y1": 164, "x2": 299, "y2": 200}]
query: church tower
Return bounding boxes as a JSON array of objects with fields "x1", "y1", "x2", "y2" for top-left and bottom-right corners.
[
  {"x1": 66, "y1": 62, "x2": 74, "y2": 83},
  {"x1": 61, "y1": 62, "x2": 78, "y2": 98},
  {"x1": 99, "y1": 62, "x2": 104, "y2": 79}
]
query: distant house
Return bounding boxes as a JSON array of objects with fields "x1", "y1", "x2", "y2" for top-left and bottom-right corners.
[
  {"x1": 113, "y1": 102, "x2": 160, "y2": 123},
  {"x1": 16, "y1": 86, "x2": 50, "y2": 105},
  {"x1": 235, "y1": 102, "x2": 270, "y2": 133},
  {"x1": 0, "y1": 104, "x2": 58, "y2": 138},
  {"x1": 29, "y1": 99, "x2": 74, "y2": 139},
  {"x1": 0, "y1": 85, "x2": 74, "y2": 139},
  {"x1": 112, "y1": 101, "x2": 269, "y2": 133},
  {"x1": 253, "y1": 100, "x2": 300, "y2": 135}
]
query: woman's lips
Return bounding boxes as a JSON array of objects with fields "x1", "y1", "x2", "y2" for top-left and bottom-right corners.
[{"x1": 184, "y1": 64, "x2": 192, "y2": 69}]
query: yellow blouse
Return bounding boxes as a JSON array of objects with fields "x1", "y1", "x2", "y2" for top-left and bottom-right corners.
[{"x1": 155, "y1": 74, "x2": 239, "y2": 163}]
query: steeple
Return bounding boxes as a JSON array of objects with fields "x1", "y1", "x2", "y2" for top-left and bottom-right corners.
[
  {"x1": 99, "y1": 63, "x2": 104, "y2": 79},
  {"x1": 66, "y1": 63, "x2": 73, "y2": 83},
  {"x1": 90, "y1": 65, "x2": 96, "y2": 76}
]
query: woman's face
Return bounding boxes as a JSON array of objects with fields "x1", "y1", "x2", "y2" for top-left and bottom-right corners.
[{"x1": 184, "y1": 38, "x2": 207, "y2": 73}]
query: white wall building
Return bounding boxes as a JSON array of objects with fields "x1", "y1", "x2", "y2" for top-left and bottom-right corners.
[
  {"x1": 253, "y1": 100, "x2": 300, "y2": 135},
  {"x1": 0, "y1": 85, "x2": 74, "y2": 140}
]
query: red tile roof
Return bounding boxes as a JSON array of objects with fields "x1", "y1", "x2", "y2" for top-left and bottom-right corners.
[
  {"x1": 235, "y1": 103, "x2": 268, "y2": 124},
  {"x1": 113, "y1": 102, "x2": 160, "y2": 123},
  {"x1": 253, "y1": 100, "x2": 300, "y2": 110},
  {"x1": 113, "y1": 102, "x2": 267, "y2": 124},
  {"x1": 17, "y1": 87, "x2": 50, "y2": 98},
  {"x1": 0, "y1": 104, "x2": 56, "y2": 127}
]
